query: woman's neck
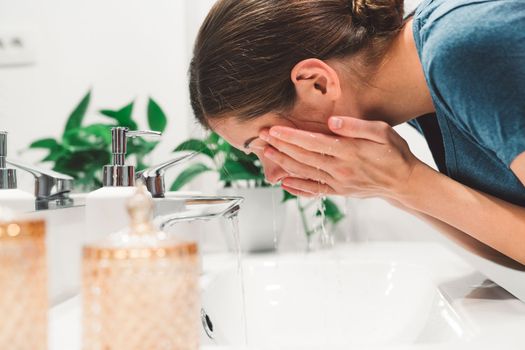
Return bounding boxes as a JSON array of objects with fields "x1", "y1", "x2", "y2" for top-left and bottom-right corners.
[{"x1": 364, "y1": 19, "x2": 435, "y2": 125}]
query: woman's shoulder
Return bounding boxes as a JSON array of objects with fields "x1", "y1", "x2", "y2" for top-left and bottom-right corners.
[
  {"x1": 414, "y1": 0, "x2": 525, "y2": 96},
  {"x1": 414, "y1": 0, "x2": 525, "y2": 62},
  {"x1": 414, "y1": 0, "x2": 525, "y2": 167}
]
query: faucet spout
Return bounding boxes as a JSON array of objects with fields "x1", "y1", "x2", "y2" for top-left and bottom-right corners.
[{"x1": 154, "y1": 195, "x2": 244, "y2": 229}]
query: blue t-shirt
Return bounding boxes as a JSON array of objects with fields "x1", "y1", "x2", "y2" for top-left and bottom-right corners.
[{"x1": 410, "y1": 0, "x2": 525, "y2": 206}]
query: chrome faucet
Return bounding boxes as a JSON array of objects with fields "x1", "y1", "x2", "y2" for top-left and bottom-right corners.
[
  {"x1": 7, "y1": 160, "x2": 75, "y2": 209},
  {"x1": 154, "y1": 195, "x2": 243, "y2": 229},
  {"x1": 136, "y1": 152, "x2": 198, "y2": 198},
  {"x1": 1, "y1": 131, "x2": 74, "y2": 209}
]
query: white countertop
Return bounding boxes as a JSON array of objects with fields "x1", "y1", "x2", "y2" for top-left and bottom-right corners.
[{"x1": 50, "y1": 242, "x2": 525, "y2": 350}]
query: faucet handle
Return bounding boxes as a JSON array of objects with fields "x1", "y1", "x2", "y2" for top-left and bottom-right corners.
[
  {"x1": 137, "y1": 152, "x2": 198, "y2": 198},
  {"x1": 7, "y1": 160, "x2": 74, "y2": 200}
]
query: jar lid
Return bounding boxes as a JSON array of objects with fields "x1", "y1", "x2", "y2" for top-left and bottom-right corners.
[{"x1": 127, "y1": 182, "x2": 157, "y2": 235}]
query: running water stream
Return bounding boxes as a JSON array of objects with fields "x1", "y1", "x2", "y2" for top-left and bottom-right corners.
[
  {"x1": 229, "y1": 215, "x2": 249, "y2": 346},
  {"x1": 228, "y1": 188, "x2": 335, "y2": 346},
  {"x1": 271, "y1": 188, "x2": 278, "y2": 250},
  {"x1": 317, "y1": 196, "x2": 327, "y2": 246},
  {"x1": 317, "y1": 196, "x2": 335, "y2": 249}
]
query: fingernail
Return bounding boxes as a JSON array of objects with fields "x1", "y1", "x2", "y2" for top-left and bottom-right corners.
[
  {"x1": 329, "y1": 117, "x2": 343, "y2": 130},
  {"x1": 269, "y1": 128, "x2": 281, "y2": 138},
  {"x1": 259, "y1": 130, "x2": 270, "y2": 142}
]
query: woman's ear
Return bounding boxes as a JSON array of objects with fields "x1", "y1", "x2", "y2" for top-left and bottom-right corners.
[{"x1": 291, "y1": 58, "x2": 342, "y2": 106}]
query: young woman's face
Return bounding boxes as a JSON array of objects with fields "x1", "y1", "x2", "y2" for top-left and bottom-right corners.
[{"x1": 210, "y1": 104, "x2": 334, "y2": 185}]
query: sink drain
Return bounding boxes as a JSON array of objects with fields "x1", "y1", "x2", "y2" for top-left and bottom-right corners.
[{"x1": 201, "y1": 308, "x2": 214, "y2": 340}]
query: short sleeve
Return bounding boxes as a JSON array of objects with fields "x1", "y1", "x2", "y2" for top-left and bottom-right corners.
[{"x1": 421, "y1": 0, "x2": 525, "y2": 167}]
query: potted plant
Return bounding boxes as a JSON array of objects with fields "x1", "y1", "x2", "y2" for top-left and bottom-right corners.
[
  {"x1": 170, "y1": 132, "x2": 345, "y2": 252},
  {"x1": 27, "y1": 90, "x2": 168, "y2": 191}
]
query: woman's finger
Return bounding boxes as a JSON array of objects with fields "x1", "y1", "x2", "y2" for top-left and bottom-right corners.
[
  {"x1": 260, "y1": 130, "x2": 335, "y2": 169},
  {"x1": 264, "y1": 126, "x2": 344, "y2": 157},
  {"x1": 281, "y1": 184, "x2": 317, "y2": 198},
  {"x1": 281, "y1": 177, "x2": 336, "y2": 196},
  {"x1": 328, "y1": 116, "x2": 389, "y2": 144},
  {"x1": 264, "y1": 146, "x2": 335, "y2": 184}
]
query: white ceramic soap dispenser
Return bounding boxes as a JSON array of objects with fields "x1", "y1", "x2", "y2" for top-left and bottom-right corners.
[
  {"x1": 85, "y1": 127, "x2": 160, "y2": 243},
  {"x1": 0, "y1": 131, "x2": 35, "y2": 212}
]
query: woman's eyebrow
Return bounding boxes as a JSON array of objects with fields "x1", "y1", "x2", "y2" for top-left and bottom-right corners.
[{"x1": 243, "y1": 136, "x2": 258, "y2": 149}]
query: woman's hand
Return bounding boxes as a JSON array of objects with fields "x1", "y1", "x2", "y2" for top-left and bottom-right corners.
[
  {"x1": 259, "y1": 116, "x2": 422, "y2": 201},
  {"x1": 259, "y1": 116, "x2": 525, "y2": 265}
]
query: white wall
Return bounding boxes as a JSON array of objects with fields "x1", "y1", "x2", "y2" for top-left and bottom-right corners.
[{"x1": 0, "y1": 0, "x2": 192, "y2": 191}]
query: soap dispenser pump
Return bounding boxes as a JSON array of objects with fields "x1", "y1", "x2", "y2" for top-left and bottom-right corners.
[
  {"x1": 85, "y1": 127, "x2": 160, "y2": 242},
  {"x1": 0, "y1": 131, "x2": 35, "y2": 212}
]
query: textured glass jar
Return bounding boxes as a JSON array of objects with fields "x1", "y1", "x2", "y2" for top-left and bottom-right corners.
[
  {"x1": 0, "y1": 215, "x2": 47, "y2": 350},
  {"x1": 82, "y1": 185, "x2": 200, "y2": 350}
]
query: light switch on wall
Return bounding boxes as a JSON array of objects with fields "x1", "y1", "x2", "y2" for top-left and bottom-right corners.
[{"x1": 0, "y1": 29, "x2": 36, "y2": 67}]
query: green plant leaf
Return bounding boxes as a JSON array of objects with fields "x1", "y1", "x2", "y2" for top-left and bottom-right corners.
[
  {"x1": 170, "y1": 163, "x2": 212, "y2": 191},
  {"x1": 62, "y1": 130, "x2": 92, "y2": 150},
  {"x1": 228, "y1": 147, "x2": 258, "y2": 163},
  {"x1": 128, "y1": 138, "x2": 159, "y2": 157},
  {"x1": 29, "y1": 138, "x2": 59, "y2": 150},
  {"x1": 54, "y1": 149, "x2": 110, "y2": 173},
  {"x1": 81, "y1": 124, "x2": 114, "y2": 144},
  {"x1": 64, "y1": 90, "x2": 91, "y2": 135},
  {"x1": 75, "y1": 171, "x2": 102, "y2": 192},
  {"x1": 100, "y1": 102, "x2": 137, "y2": 130},
  {"x1": 174, "y1": 139, "x2": 215, "y2": 159},
  {"x1": 220, "y1": 160, "x2": 264, "y2": 182},
  {"x1": 147, "y1": 98, "x2": 168, "y2": 132},
  {"x1": 42, "y1": 147, "x2": 69, "y2": 162},
  {"x1": 237, "y1": 159, "x2": 263, "y2": 176},
  {"x1": 62, "y1": 124, "x2": 114, "y2": 151},
  {"x1": 217, "y1": 137, "x2": 232, "y2": 153},
  {"x1": 206, "y1": 132, "x2": 220, "y2": 147},
  {"x1": 282, "y1": 190, "x2": 297, "y2": 203},
  {"x1": 317, "y1": 198, "x2": 345, "y2": 224}
]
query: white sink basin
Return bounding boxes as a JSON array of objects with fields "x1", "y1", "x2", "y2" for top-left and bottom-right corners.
[
  {"x1": 200, "y1": 243, "x2": 525, "y2": 349},
  {"x1": 203, "y1": 257, "x2": 465, "y2": 348}
]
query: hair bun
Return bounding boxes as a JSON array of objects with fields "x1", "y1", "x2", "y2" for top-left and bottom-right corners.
[{"x1": 351, "y1": 0, "x2": 405, "y2": 33}]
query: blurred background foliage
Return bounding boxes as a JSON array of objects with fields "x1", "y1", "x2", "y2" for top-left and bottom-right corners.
[{"x1": 28, "y1": 91, "x2": 167, "y2": 191}]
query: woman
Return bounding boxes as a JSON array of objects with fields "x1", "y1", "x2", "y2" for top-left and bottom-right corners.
[{"x1": 189, "y1": 0, "x2": 525, "y2": 264}]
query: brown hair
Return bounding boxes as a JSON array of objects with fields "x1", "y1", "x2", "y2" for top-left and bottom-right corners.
[{"x1": 190, "y1": 0, "x2": 405, "y2": 128}]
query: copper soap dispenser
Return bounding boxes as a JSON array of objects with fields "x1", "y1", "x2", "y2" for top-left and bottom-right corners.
[
  {"x1": 82, "y1": 184, "x2": 200, "y2": 350},
  {"x1": 0, "y1": 208, "x2": 48, "y2": 350}
]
